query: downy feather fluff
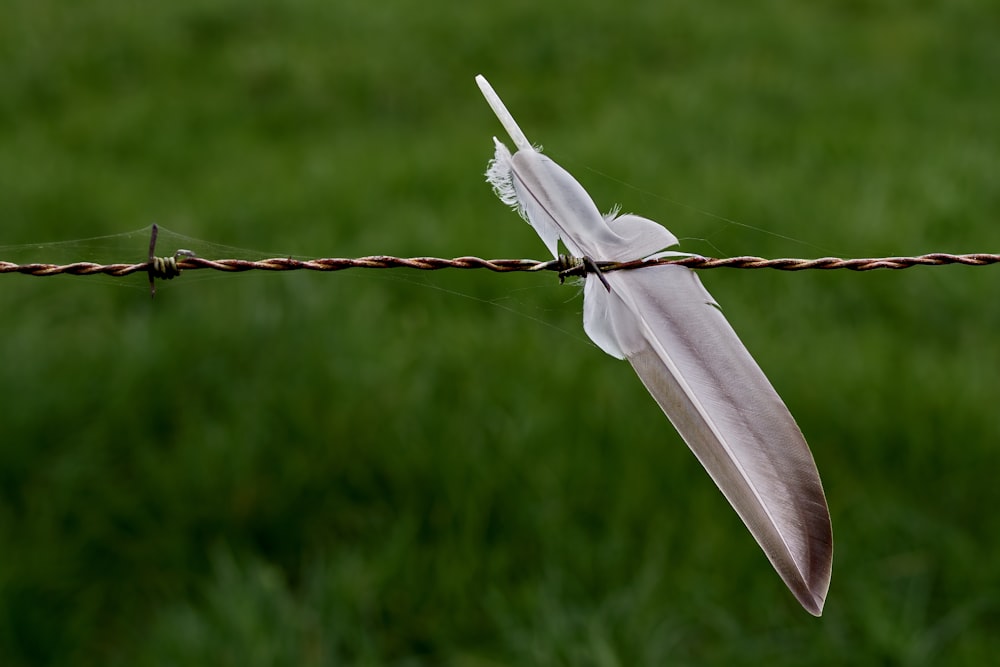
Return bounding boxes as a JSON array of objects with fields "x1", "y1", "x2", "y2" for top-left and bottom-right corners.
[{"x1": 476, "y1": 74, "x2": 833, "y2": 615}]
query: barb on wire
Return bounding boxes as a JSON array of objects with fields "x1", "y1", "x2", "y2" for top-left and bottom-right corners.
[
  {"x1": 147, "y1": 223, "x2": 197, "y2": 298},
  {"x1": 0, "y1": 225, "x2": 997, "y2": 288}
]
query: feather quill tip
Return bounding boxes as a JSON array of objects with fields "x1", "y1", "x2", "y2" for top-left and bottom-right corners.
[{"x1": 475, "y1": 75, "x2": 533, "y2": 152}]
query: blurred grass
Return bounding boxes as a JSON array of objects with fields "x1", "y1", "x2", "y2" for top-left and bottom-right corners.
[{"x1": 1, "y1": 0, "x2": 999, "y2": 665}]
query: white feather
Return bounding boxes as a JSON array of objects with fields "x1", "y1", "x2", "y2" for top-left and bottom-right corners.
[{"x1": 476, "y1": 74, "x2": 833, "y2": 615}]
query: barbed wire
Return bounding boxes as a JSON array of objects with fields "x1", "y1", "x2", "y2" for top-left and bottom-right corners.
[
  {"x1": 0, "y1": 225, "x2": 996, "y2": 296},
  {"x1": 3, "y1": 252, "x2": 999, "y2": 277}
]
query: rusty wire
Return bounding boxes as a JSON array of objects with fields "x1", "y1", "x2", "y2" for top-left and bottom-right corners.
[
  {"x1": 1, "y1": 225, "x2": 997, "y2": 297},
  {"x1": 2, "y1": 251, "x2": 999, "y2": 278}
]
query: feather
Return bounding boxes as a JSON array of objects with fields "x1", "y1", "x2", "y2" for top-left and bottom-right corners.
[{"x1": 476, "y1": 74, "x2": 833, "y2": 615}]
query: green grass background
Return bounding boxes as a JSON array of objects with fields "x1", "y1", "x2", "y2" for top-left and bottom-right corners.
[{"x1": 1, "y1": 1, "x2": 999, "y2": 664}]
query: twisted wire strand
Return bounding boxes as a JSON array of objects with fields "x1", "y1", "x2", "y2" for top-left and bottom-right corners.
[{"x1": 1, "y1": 252, "x2": 999, "y2": 279}]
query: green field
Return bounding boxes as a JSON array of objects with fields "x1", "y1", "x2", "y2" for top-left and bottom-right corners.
[{"x1": 1, "y1": 1, "x2": 999, "y2": 664}]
